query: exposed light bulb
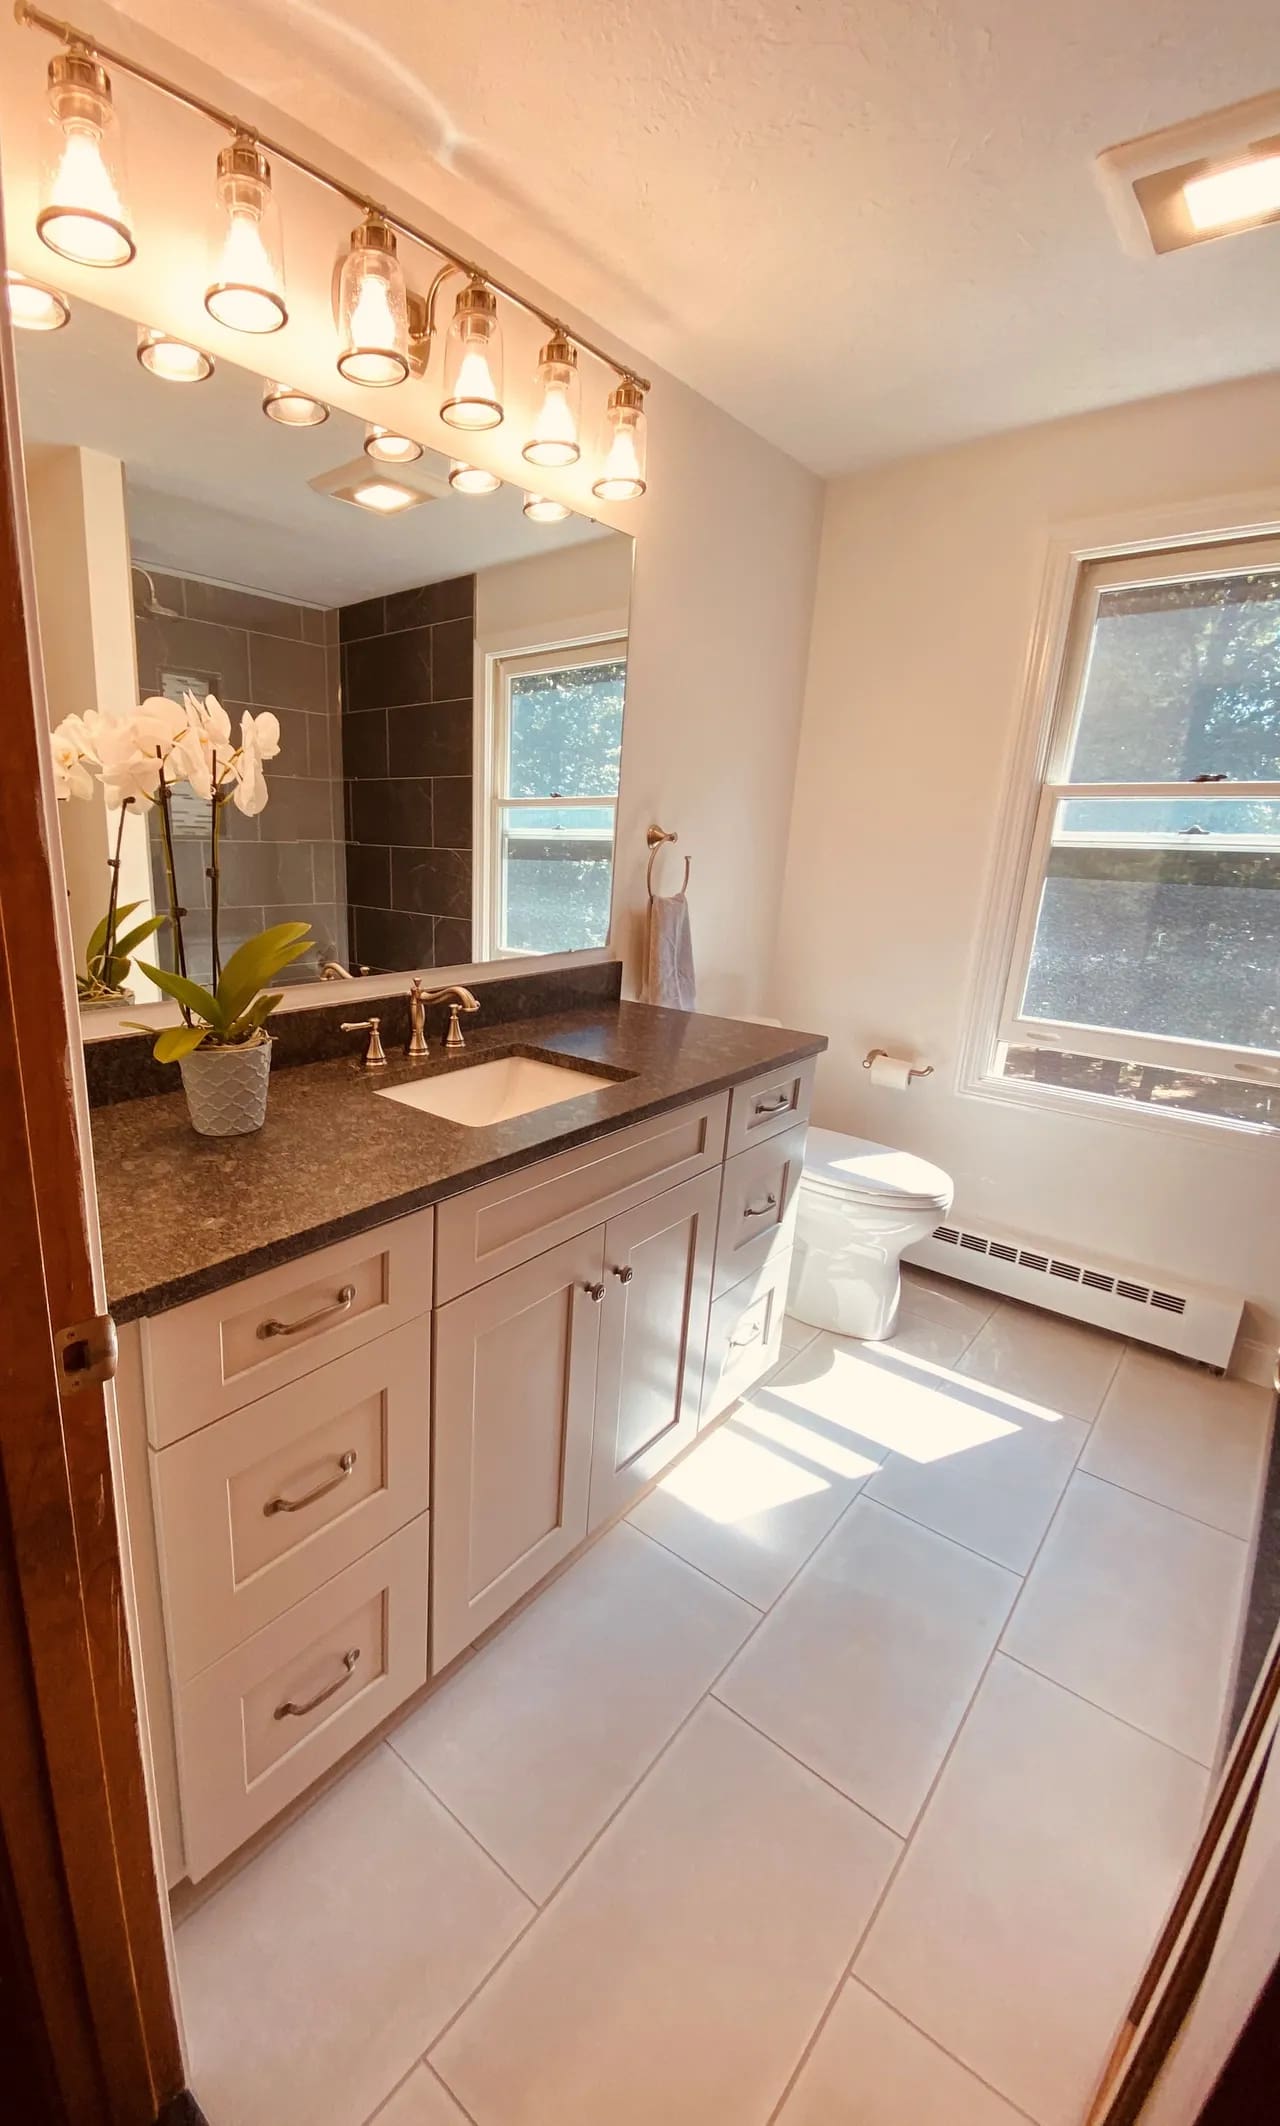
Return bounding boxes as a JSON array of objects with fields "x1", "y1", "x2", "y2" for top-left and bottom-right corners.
[
  {"x1": 136, "y1": 326, "x2": 213, "y2": 383},
  {"x1": 4, "y1": 270, "x2": 70, "y2": 331},
  {"x1": 337, "y1": 215, "x2": 409, "y2": 386},
  {"x1": 522, "y1": 493, "x2": 571, "y2": 523},
  {"x1": 523, "y1": 333, "x2": 580, "y2": 467},
  {"x1": 364, "y1": 423, "x2": 423, "y2": 464},
  {"x1": 263, "y1": 381, "x2": 328, "y2": 427},
  {"x1": 448, "y1": 461, "x2": 502, "y2": 494},
  {"x1": 592, "y1": 380, "x2": 648, "y2": 501},
  {"x1": 440, "y1": 275, "x2": 504, "y2": 429},
  {"x1": 37, "y1": 45, "x2": 134, "y2": 268},
  {"x1": 205, "y1": 137, "x2": 286, "y2": 333}
]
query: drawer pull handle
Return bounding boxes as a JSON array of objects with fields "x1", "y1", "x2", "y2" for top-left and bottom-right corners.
[
  {"x1": 258, "y1": 1283, "x2": 357, "y2": 1341},
  {"x1": 612, "y1": 1265, "x2": 634, "y2": 1283},
  {"x1": 729, "y1": 1322, "x2": 764, "y2": 1350},
  {"x1": 274, "y1": 1647, "x2": 360, "y2": 1721},
  {"x1": 585, "y1": 1281, "x2": 606, "y2": 1302},
  {"x1": 744, "y1": 1193, "x2": 779, "y2": 1218},
  {"x1": 263, "y1": 1449, "x2": 358, "y2": 1517},
  {"x1": 753, "y1": 1093, "x2": 790, "y2": 1116}
]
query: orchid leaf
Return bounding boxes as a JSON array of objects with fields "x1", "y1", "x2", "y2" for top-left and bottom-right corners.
[
  {"x1": 216, "y1": 922, "x2": 312, "y2": 1029},
  {"x1": 111, "y1": 914, "x2": 167, "y2": 961},
  {"x1": 153, "y1": 1024, "x2": 209, "y2": 1064},
  {"x1": 135, "y1": 961, "x2": 226, "y2": 1032},
  {"x1": 240, "y1": 992, "x2": 283, "y2": 1032},
  {"x1": 85, "y1": 900, "x2": 146, "y2": 967}
]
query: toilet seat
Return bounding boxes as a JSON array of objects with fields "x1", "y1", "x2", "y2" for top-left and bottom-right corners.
[{"x1": 801, "y1": 1126, "x2": 952, "y2": 1213}]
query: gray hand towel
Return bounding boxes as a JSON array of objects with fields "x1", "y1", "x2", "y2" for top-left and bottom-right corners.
[{"x1": 644, "y1": 890, "x2": 696, "y2": 1010}]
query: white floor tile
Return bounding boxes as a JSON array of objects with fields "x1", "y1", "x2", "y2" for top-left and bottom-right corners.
[
  {"x1": 432, "y1": 1701, "x2": 900, "y2": 2126},
  {"x1": 177, "y1": 1747, "x2": 531, "y2": 2126},
  {"x1": 956, "y1": 1302, "x2": 1124, "y2": 1422},
  {"x1": 1082, "y1": 1347, "x2": 1272, "y2": 1538},
  {"x1": 776, "y1": 1978, "x2": 1028, "y2": 2126},
  {"x1": 873, "y1": 1277, "x2": 995, "y2": 1367},
  {"x1": 630, "y1": 1338, "x2": 885, "y2": 1607},
  {"x1": 864, "y1": 1385, "x2": 1088, "y2": 1573},
  {"x1": 370, "y1": 2066, "x2": 472, "y2": 2125},
  {"x1": 389, "y1": 1524, "x2": 755, "y2": 1901},
  {"x1": 781, "y1": 1313, "x2": 822, "y2": 1358},
  {"x1": 1002, "y1": 1472, "x2": 1246, "y2": 1763},
  {"x1": 903, "y1": 1265, "x2": 997, "y2": 1324},
  {"x1": 718, "y1": 1499, "x2": 1017, "y2": 1833},
  {"x1": 857, "y1": 1657, "x2": 1207, "y2": 2126}
]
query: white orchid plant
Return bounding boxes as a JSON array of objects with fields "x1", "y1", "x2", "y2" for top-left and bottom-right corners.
[{"x1": 53, "y1": 692, "x2": 312, "y2": 1055}]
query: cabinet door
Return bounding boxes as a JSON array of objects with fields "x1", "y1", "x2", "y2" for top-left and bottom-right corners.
[
  {"x1": 588, "y1": 1169, "x2": 720, "y2": 1531},
  {"x1": 432, "y1": 1229, "x2": 604, "y2": 1671}
]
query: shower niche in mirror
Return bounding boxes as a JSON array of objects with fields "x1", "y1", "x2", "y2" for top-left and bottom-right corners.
[{"x1": 13, "y1": 298, "x2": 632, "y2": 1001}]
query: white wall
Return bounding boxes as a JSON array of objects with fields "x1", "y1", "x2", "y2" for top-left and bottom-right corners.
[{"x1": 772, "y1": 372, "x2": 1280, "y2": 1360}]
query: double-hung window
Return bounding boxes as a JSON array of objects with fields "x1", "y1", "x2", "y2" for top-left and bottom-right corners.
[
  {"x1": 482, "y1": 636, "x2": 626, "y2": 958},
  {"x1": 993, "y1": 536, "x2": 1280, "y2": 1129}
]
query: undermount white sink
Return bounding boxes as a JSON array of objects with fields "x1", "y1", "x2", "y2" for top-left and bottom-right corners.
[{"x1": 376, "y1": 1053, "x2": 618, "y2": 1127}]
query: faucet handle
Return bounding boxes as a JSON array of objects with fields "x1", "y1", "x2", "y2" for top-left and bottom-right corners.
[{"x1": 340, "y1": 1017, "x2": 387, "y2": 1068}]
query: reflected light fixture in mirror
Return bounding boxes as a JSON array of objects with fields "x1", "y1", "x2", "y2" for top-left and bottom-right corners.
[
  {"x1": 337, "y1": 213, "x2": 409, "y2": 385},
  {"x1": 364, "y1": 422, "x2": 422, "y2": 464},
  {"x1": 440, "y1": 275, "x2": 504, "y2": 428},
  {"x1": 36, "y1": 42, "x2": 135, "y2": 267},
  {"x1": 204, "y1": 136, "x2": 287, "y2": 333},
  {"x1": 523, "y1": 333, "x2": 581, "y2": 466},
  {"x1": 523, "y1": 493, "x2": 571, "y2": 523},
  {"x1": 345, "y1": 477, "x2": 422, "y2": 513},
  {"x1": 448, "y1": 460, "x2": 501, "y2": 494},
  {"x1": 592, "y1": 379, "x2": 648, "y2": 500},
  {"x1": 4, "y1": 269, "x2": 70, "y2": 331},
  {"x1": 137, "y1": 326, "x2": 213, "y2": 382},
  {"x1": 262, "y1": 380, "x2": 329, "y2": 426}
]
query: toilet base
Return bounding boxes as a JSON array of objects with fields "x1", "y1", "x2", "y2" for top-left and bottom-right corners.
[{"x1": 788, "y1": 1239, "x2": 904, "y2": 1342}]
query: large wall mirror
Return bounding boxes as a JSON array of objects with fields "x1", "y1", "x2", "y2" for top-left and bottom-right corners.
[{"x1": 12, "y1": 298, "x2": 633, "y2": 1008}]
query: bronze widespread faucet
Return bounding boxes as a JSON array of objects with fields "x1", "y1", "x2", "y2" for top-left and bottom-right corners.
[{"x1": 420, "y1": 984, "x2": 481, "y2": 1051}]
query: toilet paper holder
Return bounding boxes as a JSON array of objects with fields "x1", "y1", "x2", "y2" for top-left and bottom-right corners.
[{"x1": 863, "y1": 1048, "x2": 934, "y2": 1083}]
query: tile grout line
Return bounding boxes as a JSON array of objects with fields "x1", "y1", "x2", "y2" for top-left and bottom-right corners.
[
  {"x1": 995, "y1": 1648, "x2": 1216, "y2": 1773},
  {"x1": 1071, "y1": 1460, "x2": 1256, "y2": 1543},
  {"x1": 385, "y1": 1736, "x2": 543, "y2": 1906},
  {"x1": 708, "y1": 1695, "x2": 910, "y2": 1843},
  {"x1": 855, "y1": 1485, "x2": 1045, "y2": 1578},
  {"x1": 852, "y1": 1972, "x2": 1043, "y2": 2126},
  {"x1": 624, "y1": 1517, "x2": 768, "y2": 1612}
]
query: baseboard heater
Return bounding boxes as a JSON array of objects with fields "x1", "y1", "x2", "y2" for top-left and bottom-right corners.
[{"x1": 907, "y1": 1218, "x2": 1243, "y2": 1372}]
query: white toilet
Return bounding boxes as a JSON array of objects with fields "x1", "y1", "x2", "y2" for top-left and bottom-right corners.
[{"x1": 789, "y1": 1126, "x2": 954, "y2": 1341}]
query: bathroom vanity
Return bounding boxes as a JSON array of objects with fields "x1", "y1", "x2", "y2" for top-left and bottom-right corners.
[{"x1": 99, "y1": 1004, "x2": 821, "y2": 1882}]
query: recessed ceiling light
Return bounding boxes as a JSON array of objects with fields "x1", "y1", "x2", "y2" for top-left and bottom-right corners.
[
  {"x1": 1097, "y1": 91, "x2": 1280, "y2": 255},
  {"x1": 307, "y1": 454, "x2": 446, "y2": 513},
  {"x1": 1183, "y1": 153, "x2": 1280, "y2": 232},
  {"x1": 349, "y1": 478, "x2": 421, "y2": 513},
  {"x1": 4, "y1": 269, "x2": 70, "y2": 331}
]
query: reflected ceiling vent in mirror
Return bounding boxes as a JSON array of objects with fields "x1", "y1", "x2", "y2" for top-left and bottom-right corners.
[
  {"x1": 262, "y1": 381, "x2": 329, "y2": 427},
  {"x1": 36, "y1": 39, "x2": 135, "y2": 267},
  {"x1": 204, "y1": 136, "x2": 287, "y2": 333},
  {"x1": 522, "y1": 493, "x2": 571, "y2": 524},
  {"x1": 4, "y1": 269, "x2": 69, "y2": 331},
  {"x1": 448, "y1": 460, "x2": 501, "y2": 495},
  {"x1": 307, "y1": 454, "x2": 449, "y2": 516},
  {"x1": 1097, "y1": 90, "x2": 1280, "y2": 254},
  {"x1": 136, "y1": 325, "x2": 213, "y2": 383},
  {"x1": 364, "y1": 423, "x2": 423, "y2": 465}
]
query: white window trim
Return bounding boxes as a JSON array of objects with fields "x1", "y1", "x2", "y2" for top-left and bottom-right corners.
[
  {"x1": 475, "y1": 626, "x2": 627, "y2": 962},
  {"x1": 960, "y1": 488, "x2": 1280, "y2": 1146}
]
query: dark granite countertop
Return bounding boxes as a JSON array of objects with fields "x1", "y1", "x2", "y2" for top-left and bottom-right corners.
[{"x1": 92, "y1": 1003, "x2": 826, "y2": 1322}]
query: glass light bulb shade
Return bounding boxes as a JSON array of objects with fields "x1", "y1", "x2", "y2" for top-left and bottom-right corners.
[
  {"x1": 205, "y1": 144, "x2": 286, "y2": 333},
  {"x1": 448, "y1": 460, "x2": 501, "y2": 494},
  {"x1": 440, "y1": 282, "x2": 504, "y2": 428},
  {"x1": 522, "y1": 493, "x2": 571, "y2": 523},
  {"x1": 592, "y1": 387, "x2": 648, "y2": 501},
  {"x1": 37, "y1": 54, "x2": 134, "y2": 268},
  {"x1": 263, "y1": 381, "x2": 328, "y2": 427},
  {"x1": 523, "y1": 338, "x2": 580, "y2": 467},
  {"x1": 136, "y1": 327, "x2": 213, "y2": 383},
  {"x1": 4, "y1": 271, "x2": 70, "y2": 331},
  {"x1": 364, "y1": 423, "x2": 423, "y2": 463},
  {"x1": 337, "y1": 219, "x2": 408, "y2": 386}
]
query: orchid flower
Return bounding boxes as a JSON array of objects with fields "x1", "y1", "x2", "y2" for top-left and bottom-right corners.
[
  {"x1": 233, "y1": 709, "x2": 281, "y2": 817},
  {"x1": 50, "y1": 714, "x2": 97, "y2": 802}
]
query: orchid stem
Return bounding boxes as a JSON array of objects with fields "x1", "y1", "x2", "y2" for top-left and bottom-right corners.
[
  {"x1": 100, "y1": 797, "x2": 130, "y2": 985},
  {"x1": 154, "y1": 757, "x2": 191, "y2": 1022},
  {"x1": 209, "y1": 759, "x2": 223, "y2": 988}
]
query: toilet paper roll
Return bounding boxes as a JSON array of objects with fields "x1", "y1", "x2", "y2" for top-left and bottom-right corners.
[{"x1": 867, "y1": 1052, "x2": 916, "y2": 1091}]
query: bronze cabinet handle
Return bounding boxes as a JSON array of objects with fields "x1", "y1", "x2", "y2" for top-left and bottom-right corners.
[
  {"x1": 258, "y1": 1284, "x2": 357, "y2": 1340},
  {"x1": 584, "y1": 1281, "x2": 606, "y2": 1302},
  {"x1": 263, "y1": 1449, "x2": 357, "y2": 1517},
  {"x1": 612, "y1": 1265, "x2": 634, "y2": 1283},
  {"x1": 753, "y1": 1093, "x2": 789, "y2": 1116},
  {"x1": 744, "y1": 1194, "x2": 779, "y2": 1218},
  {"x1": 274, "y1": 1647, "x2": 360, "y2": 1721}
]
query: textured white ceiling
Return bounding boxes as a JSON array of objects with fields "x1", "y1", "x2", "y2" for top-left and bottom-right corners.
[{"x1": 62, "y1": 1, "x2": 1280, "y2": 471}]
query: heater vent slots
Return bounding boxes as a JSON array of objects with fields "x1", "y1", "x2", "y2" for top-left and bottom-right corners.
[{"x1": 929, "y1": 1226, "x2": 1191, "y2": 1322}]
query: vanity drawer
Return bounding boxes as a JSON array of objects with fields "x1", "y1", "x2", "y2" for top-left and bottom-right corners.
[
  {"x1": 434, "y1": 1092, "x2": 729, "y2": 1303},
  {"x1": 142, "y1": 1207, "x2": 435, "y2": 1445},
  {"x1": 725, "y1": 1058, "x2": 815, "y2": 1158},
  {"x1": 713, "y1": 1124, "x2": 807, "y2": 1297},
  {"x1": 701, "y1": 1250, "x2": 792, "y2": 1427},
  {"x1": 174, "y1": 1514, "x2": 430, "y2": 1880},
  {"x1": 153, "y1": 1319, "x2": 432, "y2": 1682}
]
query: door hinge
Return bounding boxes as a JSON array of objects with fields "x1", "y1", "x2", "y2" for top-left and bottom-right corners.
[{"x1": 54, "y1": 1312, "x2": 119, "y2": 1396}]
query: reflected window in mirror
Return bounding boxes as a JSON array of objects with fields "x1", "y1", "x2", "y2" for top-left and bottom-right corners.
[{"x1": 484, "y1": 639, "x2": 626, "y2": 958}]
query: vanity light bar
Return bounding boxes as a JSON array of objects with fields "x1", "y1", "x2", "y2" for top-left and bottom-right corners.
[{"x1": 17, "y1": 3, "x2": 651, "y2": 498}]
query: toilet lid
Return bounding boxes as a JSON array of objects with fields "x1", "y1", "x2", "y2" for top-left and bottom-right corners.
[{"x1": 802, "y1": 1126, "x2": 953, "y2": 1211}]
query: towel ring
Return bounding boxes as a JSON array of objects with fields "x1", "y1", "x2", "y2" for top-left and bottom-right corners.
[{"x1": 646, "y1": 824, "x2": 690, "y2": 899}]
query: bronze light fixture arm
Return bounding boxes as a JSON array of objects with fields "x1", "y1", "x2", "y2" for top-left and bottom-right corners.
[{"x1": 14, "y1": 3, "x2": 651, "y2": 393}]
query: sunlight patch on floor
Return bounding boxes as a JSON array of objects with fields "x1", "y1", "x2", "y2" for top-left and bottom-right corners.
[
  {"x1": 750, "y1": 1340, "x2": 1060, "y2": 1465},
  {"x1": 659, "y1": 1422, "x2": 831, "y2": 1524}
]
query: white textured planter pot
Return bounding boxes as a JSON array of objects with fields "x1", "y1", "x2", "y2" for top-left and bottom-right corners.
[{"x1": 179, "y1": 1038, "x2": 273, "y2": 1138}]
